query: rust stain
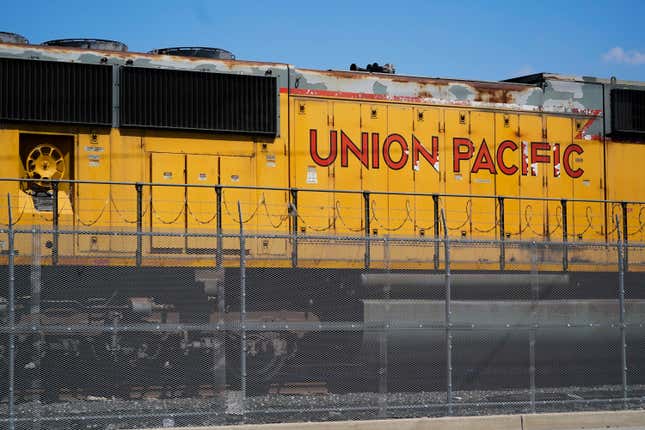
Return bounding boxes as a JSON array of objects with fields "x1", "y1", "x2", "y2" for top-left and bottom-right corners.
[
  {"x1": 299, "y1": 67, "x2": 535, "y2": 92},
  {"x1": 473, "y1": 88, "x2": 515, "y2": 104},
  {"x1": 0, "y1": 42, "x2": 287, "y2": 68}
]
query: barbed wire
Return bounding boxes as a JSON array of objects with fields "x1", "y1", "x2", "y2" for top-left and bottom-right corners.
[
  {"x1": 109, "y1": 193, "x2": 148, "y2": 224},
  {"x1": 186, "y1": 202, "x2": 217, "y2": 225},
  {"x1": 627, "y1": 205, "x2": 645, "y2": 237},
  {"x1": 0, "y1": 198, "x2": 28, "y2": 226},
  {"x1": 76, "y1": 199, "x2": 109, "y2": 227},
  {"x1": 151, "y1": 202, "x2": 186, "y2": 225},
  {"x1": 370, "y1": 199, "x2": 412, "y2": 232},
  {"x1": 222, "y1": 193, "x2": 259, "y2": 224},
  {"x1": 261, "y1": 195, "x2": 289, "y2": 229},
  {"x1": 334, "y1": 200, "x2": 363, "y2": 232}
]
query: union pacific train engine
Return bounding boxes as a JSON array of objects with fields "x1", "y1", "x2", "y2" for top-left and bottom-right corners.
[{"x1": 0, "y1": 31, "x2": 644, "y2": 399}]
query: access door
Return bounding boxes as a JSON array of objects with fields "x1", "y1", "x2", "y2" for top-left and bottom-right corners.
[
  {"x1": 186, "y1": 154, "x2": 219, "y2": 250},
  {"x1": 151, "y1": 152, "x2": 185, "y2": 250},
  {"x1": 150, "y1": 153, "x2": 255, "y2": 253}
]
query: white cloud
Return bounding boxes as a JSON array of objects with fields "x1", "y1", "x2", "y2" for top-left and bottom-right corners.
[{"x1": 602, "y1": 47, "x2": 645, "y2": 65}]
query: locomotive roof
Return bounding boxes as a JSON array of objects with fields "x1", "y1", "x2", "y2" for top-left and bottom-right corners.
[{"x1": 0, "y1": 40, "x2": 642, "y2": 116}]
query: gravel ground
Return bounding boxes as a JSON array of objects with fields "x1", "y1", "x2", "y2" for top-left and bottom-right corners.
[{"x1": 1, "y1": 385, "x2": 644, "y2": 429}]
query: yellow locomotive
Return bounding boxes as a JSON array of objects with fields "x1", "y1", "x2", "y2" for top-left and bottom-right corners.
[
  {"x1": 0, "y1": 37, "x2": 642, "y2": 272},
  {"x1": 1, "y1": 34, "x2": 644, "y2": 398}
]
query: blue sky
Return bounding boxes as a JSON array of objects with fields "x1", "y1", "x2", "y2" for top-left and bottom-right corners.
[{"x1": 3, "y1": 0, "x2": 644, "y2": 82}]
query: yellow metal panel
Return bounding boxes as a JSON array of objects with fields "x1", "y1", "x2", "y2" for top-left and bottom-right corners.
[
  {"x1": 143, "y1": 133, "x2": 255, "y2": 157},
  {"x1": 444, "y1": 109, "x2": 471, "y2": 238},
  {"x1": 220, "y1": 155, "x2": 255, "y2": 253},
  {"x1": 386, "y1": 105, "x2": 415, "y2": 237},
  {"x1": 150, "y1": 152, "x2": 185, "y2": 249},
  {"x1": 76, "y1": 133, "x2": 111, "y2": 252},
  {"x1": 606, "y1": 141, "x2": 645, "y2": 245},
  {"x1": 518, "y1": 114, "x2": 546, "y2": 240},
  {"x1": 293, "y1": 99, "x2": 334, "y2": 233},
  {"x1": 570, "y1": 129, "x2": 604, "y2": 242},
  {"x1": 186, "y1": 154, "x2": 218, "y2": 249},
  {"x1": 332, "y1": 101, "x2": 363, "y2": 235},
  {"x1": 0, "y1": 129, "x2": 19, "y2": 226},
  {"x1": 360, "y1": 103, "x2": 388, "y2": 237},
  {"x1": 494, "y1": 113, "x2": 521, "y2": 237},
  {"x1": 110, "y1": 131, "x2": 144, "y2": 253},
  {"x1": 469, "y1": 111, "x2": 497, "y2": 239},
  {"x1": 412, "y1": 107, "x2": 441, "y2": 236},
  {"x1": 545, "y1": 116, "x2": 573, "y2": 243}
]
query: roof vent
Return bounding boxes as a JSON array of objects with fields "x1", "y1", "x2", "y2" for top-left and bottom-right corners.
[
  {"x1": 149, "y1": 47, "x2": 235, "y2": 60},
  {"x1": 0, "y1": 32, "x2": 29, "y2": 44},
  {"x1": 43, "y1": 38, "x2": 128, "y2": 52},
  {"x1": 350, "y1": 62, "x2": 396, "y2": 74}
]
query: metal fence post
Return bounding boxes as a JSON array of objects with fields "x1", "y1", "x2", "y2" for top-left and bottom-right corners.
[
  {"x1": 433, "y1": 194, "x2": 439, "y2": 270},
  {"x1": 498, "y1": 196, "x2": 505, "y2": 271},
  {"x1": 238, "y1": 201, "x2": 247, "y2": 418},
  {"x1": 364, "y1": 191, "x2": 371, "y2": 269},
  {"x1": 7, "y1": 194, "x2": 16, "y2": 430},
  {"x1": 378, "y1": 235, "x2": 390, "y2": 418},
  {"x1": 135, "y1": 183, "x2": 143, "y2": 267},
  {"x1": 31, "y1": 225, "x2": 43, "y2": 428},
  {"x1": 621, "y1": 202, "x2": 628, "y2": 272},
  {"x1": 51, "y1": 180, "x2": 59, "y2": 265},
  {"x1": 440, "y1": 208, "x2": 452, "y2": 415},
  {"x1": 529, "y1": 240, "x2": 538, "y2": 413},
  {"x1": 561, "y1": 199, "x2": 568, "y2": 272},
  {"x1": 216, "y1": 185, "x2": 223, "y2": 268},
  {"x1": 290, "y1": 188, "x2": 298, "y2": 268},
  {"x1": 615, "y1": 214, "x2": 627, "y2": 407}
]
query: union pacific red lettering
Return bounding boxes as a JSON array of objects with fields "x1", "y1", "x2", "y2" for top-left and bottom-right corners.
[
  {"x1": 471, "y1": 139, "x2": 497, "y2": 174},
  {"x1": 521, "y1": 141, "x2": 529, "y2": 176},
  {"x1": 563, "y1": 144, "x2": 584, "y2": 178},
  {"x1": 340, "y1": 131, "x2": 368, "y2": 168},
  {"x1": 383, "y1": 134, "x2": 408, "y2": 170},
  {"x1": 530, "y1": 142, "x2": 550, "y2": 176},
  {"x1": 553, "y1": 143, "x2": 561, "y2": 177},
  {"x1": 412, "y1": 135, "x2": 439, "y2": 172},
  {"x1": 453, "y1": 138, "x2": 474, "y2": 173},
  {"x1": 371, "y1": 133, "x2": 380, "y2": 169},
  {"x1": 309, "y1": 129, "x2": 337, "y2": 167},
  {"x1": 496, "y1": 140, "x2": 518, "y2": 175}
]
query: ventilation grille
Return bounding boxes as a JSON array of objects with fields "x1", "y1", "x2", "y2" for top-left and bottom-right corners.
[
  {"x1": 119, "y1": 66, "x2": 277, "y2": 135},
  {"x1": 0, "y1": 58, "x2": 112, "y2": 125},
  {"x1": 611, "y1": 89, "x2": 645, "y2": 136}
]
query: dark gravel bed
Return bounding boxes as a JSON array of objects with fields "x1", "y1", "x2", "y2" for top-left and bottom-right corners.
[{"x1": 1, "y1": 385, "x2": 644, "y2": 430}]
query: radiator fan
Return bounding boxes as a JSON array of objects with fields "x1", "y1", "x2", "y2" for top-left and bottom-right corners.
[{"x1": 24, "y1": 143, "x2": 65, "y2": 189}]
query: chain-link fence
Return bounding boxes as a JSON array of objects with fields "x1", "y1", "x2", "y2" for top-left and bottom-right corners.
[{"x1": 1, "y1": 185, "x2": 644, "y2": 430}]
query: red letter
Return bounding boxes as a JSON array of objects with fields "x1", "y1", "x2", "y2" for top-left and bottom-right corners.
[
  {"x1": 471, "y1": 139, "x2": 497, "y2": 174},
  {"x1": 563, "y1": 144, "x2": 584, "y2": 178},
  {"x1": 530, "y1": 142, "x2": 550, "y2": 177},
  {"x1": 412, "y1": 135, "x2": 439, "y2": 172},
  {"x1": 521, "y1": 141, "x2": 529, "y2": 176},
  {"x1": 371, "y1": 133, "x2": 380, "y2": 169},
  {"x1": 382, "y1": 134, "x2": 409, "y2": 170},
  {"x1": 310, "y1": 129, "x2": 337, "y2": 167},
  {"x1": 453, "y1": 138, "x2": 474, "y2": 173},
  {"x1": 553, "y1": 143, "x2": 561, "y2": 177},
  {"x1": 496, "y1": 140, "x2": 518, "y2": 175},
  {"x1": 340, "y1": 130, "x2": 368, "y2": 168}
]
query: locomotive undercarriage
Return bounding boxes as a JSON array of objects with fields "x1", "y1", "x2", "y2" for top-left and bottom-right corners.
[{"x1": 1, "y1": 266, "x2": 644, "y2": 402}]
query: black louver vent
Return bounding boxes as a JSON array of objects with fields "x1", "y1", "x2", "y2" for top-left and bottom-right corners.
[
  {"x1": 0, "y1": 58, "x2": 112, "y2": 125},
  {"x1": 611, "y1": 89, "x2": 645, "y2": 136},
  {"x1": 120, "y1": 67, "x2": 277, "y2": 135}
]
